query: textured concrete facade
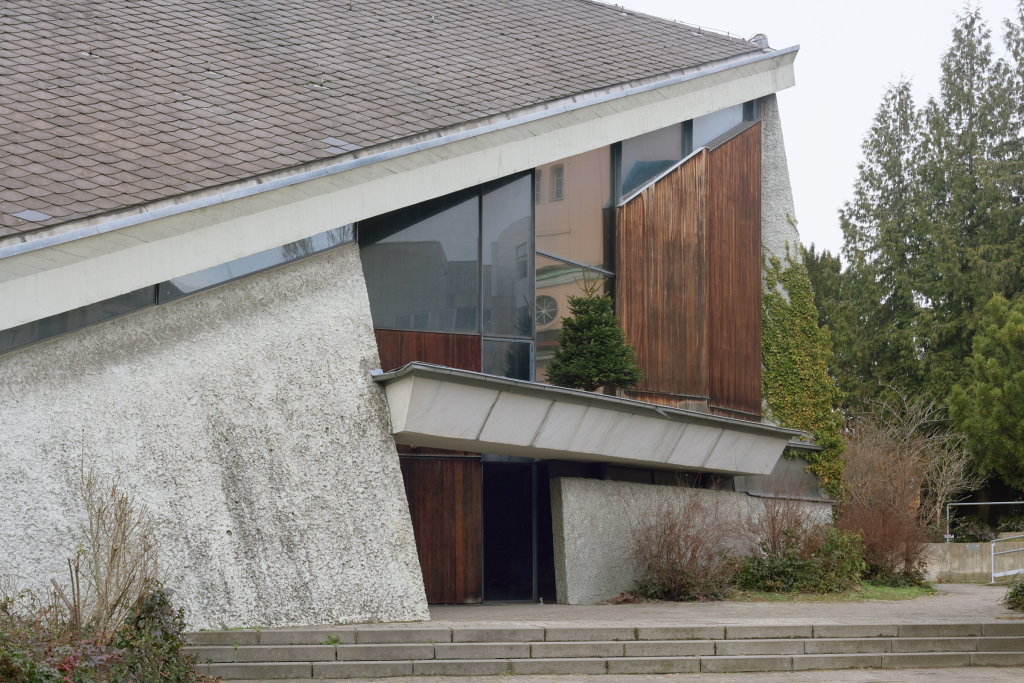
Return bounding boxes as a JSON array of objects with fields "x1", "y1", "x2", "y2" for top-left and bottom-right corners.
[
  {"x1": 760, "y1": 93, "x2": 802, "y2": 264},
  {"x1": 550, "y1": 477, "x2": 832, "y2": 604},
  {"x1": 0, "y1": 243, "x2": 429, "y2": 629}
]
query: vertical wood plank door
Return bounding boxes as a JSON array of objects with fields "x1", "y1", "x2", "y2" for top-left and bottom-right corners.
[{"x1": 399, "y1": 458, "x2": 483, "y2": 604}]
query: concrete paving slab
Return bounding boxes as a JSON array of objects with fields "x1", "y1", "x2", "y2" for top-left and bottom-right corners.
[
  {"x1": 509, "y1": 656, "x2": 607, "y2": 674},
  {"x1": 335, "y1": 643, "x2": 434, "y2": 661},
  {"x1": 897, "y1": 623, "x2": 983, "y2": 638},
  {"x1": 978, "y1": 636, "x2": 1024, "y2": 651},
  {"x1": 209, "y1": 662, "x2": 312, "y2": 679},
  {"x1": 803, "y1": 637, "x2": 891, "y2": 654},
  {"x1": 412, "y1": 659, "x2": 512, "y2": 675},
  {"x1": 985, "y1": 622, "x2": 1024, "y2": 637},
  {"x1": 543, "y1": 626, "x2": 635, "y2": 641},
  {"x1": 184, "y1": 645, "x2": 236, "y2": 663},
  {"x1": 530, "y1": 640, "x2": 624, "y2": 658},
  {"x1": 356, "y1": 627, "x2": 450, "y2": 644},
  {"x1": 813, "y1": 624, "x2": 899, "y2": 638},
  {"x1": 260, "y1": 629, "x2": 356, "y2": 645},
  {"x1": 188, "y1": 631, "x2": 259, "y2": 646},
  {"x1": 891, "y1": 637, "x2": 979, "y2": 653},
  {"x1": 606, "y1": 656, "x2": 700, "y2": 673},
  {"x1": 715, "y1": 638, "x2": 805, "y2": 655},
  {"x1": 433, "y1": 642, "x2": 530, "y2": 659},
  {"x1": 700, "y1": 655, "x2": 792, "y2": 672},
  {"x1": 637, "y1": 625, "x2": 724, "y2": 640},
  {"x1": 882, "y1": 652, "x2": 972, "y2": 668},
  {"x1": 451, "y1": 627, "x2": 544, "y2": 642},
  {"x1": 312, "y1": 660, "x2": 413, "y2": 678},
  {"x1": 623, "y1": 640, "x2": 715, "y2": 657},
  {"x1": 972, "y1": 652, "x2": 1024, "y2": 666},
  {"x1": 724, "y1": 625, "x2": 811, "y2": 639},
  {"x1": 234, "y1": 645, "x2": 336, "y2": 662},
  {"x1": 792, "y1": 653, "x2": 882, "y2": 670}
]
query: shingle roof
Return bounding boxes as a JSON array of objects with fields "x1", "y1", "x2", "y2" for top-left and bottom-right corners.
[{"x1": 0, "y1": 0, "x2": 762, "y2": 240}]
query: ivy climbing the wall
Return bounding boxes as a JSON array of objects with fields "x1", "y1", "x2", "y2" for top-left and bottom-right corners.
[{"x1": 762, "y1": 246, "x2": 845, "y2": 498}]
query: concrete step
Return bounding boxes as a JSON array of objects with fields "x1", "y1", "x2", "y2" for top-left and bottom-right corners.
[
  {"x1": 193, "y1": 651, "x2": 1024, "y2": 679},
  {"x1": 187, "y1": 621, "x2": 1024, "y2": 647}
]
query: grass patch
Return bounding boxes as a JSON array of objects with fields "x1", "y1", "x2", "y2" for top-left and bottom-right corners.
[{"x1": 732, "y1": 584, "x2": 937, "y2": 603}]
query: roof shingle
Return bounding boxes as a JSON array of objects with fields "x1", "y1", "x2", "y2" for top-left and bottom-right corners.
[{"x1": 0, "y1": 0, "x2": 761, "y2": 238}]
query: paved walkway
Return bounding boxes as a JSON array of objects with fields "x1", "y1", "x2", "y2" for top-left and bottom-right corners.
[
  {"x1": 231, "y1": 668, "x2": 1024, "y2": 683},
  {"x1": 364, "y1": 585, "x2": 1017, "y2": 629}
]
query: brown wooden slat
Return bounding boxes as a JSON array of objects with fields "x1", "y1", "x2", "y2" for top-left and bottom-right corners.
[
  {"x1": 616, "y1": 152, "x2": 708, "y2": 400},
  {"x1": 707, "y1": 123, "x2": 762, "y2": 417},
  {"x1": 400, "y1": 457, "x2": 482, "y2": 604},
  {"x1": 374, "y1": 329, "x2": 481, "y2": 373}
]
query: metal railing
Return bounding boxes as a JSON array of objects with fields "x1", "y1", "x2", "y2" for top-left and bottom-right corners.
[{"x1": 991, "y1": 534, "x2": 1024, "y2": 584}]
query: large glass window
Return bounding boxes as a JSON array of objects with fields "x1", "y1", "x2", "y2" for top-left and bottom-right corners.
[
  {"x1": 692, "y1": 103, "x2": 744, "y2": 149},
  {"x1": 534, "y1": 254, "x2": 612, "y2": 383},
  {"x1": 535, "y1": 146, "x2": 614, "y2": 271},
  {"x1": 482, "y1": 173, "x2": 534, "y2": 339},
  {"x1": 482, "y1": 338, "x2": 532, "y2": 381},
  {"x1": 359, "y1": 188, "x2": 480, "y2": 333},
  {"x1": 620, "y1": 124, "x2": 683, "y2": 197}
]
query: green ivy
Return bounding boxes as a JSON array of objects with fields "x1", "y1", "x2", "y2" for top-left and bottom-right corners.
[{"x1": 762, "y1": 246, "x2": 845, "y2": 497}]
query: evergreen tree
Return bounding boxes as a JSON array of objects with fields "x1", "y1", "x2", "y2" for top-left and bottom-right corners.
[
  {"x1": 949, "y1": 295, "x2": 1024, "y2": 489},
  {"x1": 545, "y1": 284, "x2": 643, "y2": 393},
  {"x1": 802, "y1": 243, "x2": 844, "y2": 331},
  {"x1": 838, "y1": 79, "x2": 927, "y2": 406}
]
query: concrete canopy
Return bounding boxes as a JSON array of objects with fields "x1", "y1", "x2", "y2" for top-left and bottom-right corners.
[{"x1": 373, "y1": 363, "x2": 805, "y2": 476}]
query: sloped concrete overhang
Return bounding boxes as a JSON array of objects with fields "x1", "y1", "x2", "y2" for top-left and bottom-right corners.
[{"x1": 373, "y1": 363, "x2": 805, "y2": 476}]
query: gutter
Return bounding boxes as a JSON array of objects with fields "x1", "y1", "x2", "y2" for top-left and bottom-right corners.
[{"x1": 0, "y1": 45, "x2": 799, "y2": 261}]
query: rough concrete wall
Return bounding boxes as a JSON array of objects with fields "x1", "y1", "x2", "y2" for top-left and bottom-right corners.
[
  {"x1": 0, "y1": 243, "x2": 429, "y2": 629},
  {"x1": 760, "y1": 94, "x2": 802, "y2": 264},
  {"x1": 549, "y1": 477, "x2": 832, "y2": 604},
  {"x1": 922, "y1": 542, "x2": 1024, "y2": 583}
]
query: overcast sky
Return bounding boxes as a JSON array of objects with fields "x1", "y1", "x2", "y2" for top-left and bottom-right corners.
[{"x1": 620, "y1": 0, "x2": 1021, "y2": 257}]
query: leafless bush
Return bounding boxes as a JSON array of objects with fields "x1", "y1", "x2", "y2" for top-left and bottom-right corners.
[
  {"x1": 621, "y1": 483, "x2": 738, "y2": 601},
  {"x1": 71, "y1": 467, "x2": 161, "y2": 633},
  {"x1": 838, "y1": 397, "x2": 931, "y2": 582},
  {"x1": 865, "y1": 387, "x2": 985, "y2": 527},
  {"x1": 742, "y1": 475, "x2": 823, "y2": 557}
]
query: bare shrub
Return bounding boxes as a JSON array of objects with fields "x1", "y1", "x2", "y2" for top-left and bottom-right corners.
[
  {"x1": 621, "y1": 483, "x2": 738, "y2": 601},
  {"x1": 838, "y1": 397, "x2": 931, "y2": 584},
  {"x1": 75, "y1": 467, "x2": 161, "y2": 633},
  {"x1": 742, "y1": 475, "x2": 819, "y2": 557}
]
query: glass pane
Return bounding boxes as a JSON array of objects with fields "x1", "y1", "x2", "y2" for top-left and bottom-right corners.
[
  {"x1": 359, "y1": 189, "x2": 479, "y2": 333},
  {"x1": 692, "y1": 104, "x2": 744, "y2": 149},
  {"x1": 1, "y1": 287, "x2": 157, "y2": 355},
  {"x1": 482, "y1": 339, "x2": 532, "y2": 381},
  {"x1": 534, "y1": 254, "x2": 611, "y2": 384},
  {"x1": 535, "y1": 146, "x2": 613, "y2": 270},
  {"x1": 620, "y1": 123, "x2": 683, "y2": 197},
  {"x1": 482, "y1": 173, "x2": 534, "y2": 338},
  {"x1": 160, "y1": 224, "x2": 355, "y2": 302}
]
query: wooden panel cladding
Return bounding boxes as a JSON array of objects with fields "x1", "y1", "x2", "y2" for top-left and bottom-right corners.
[
  {"x1": 616, "y1": 152, "x2": 709, "y2": 400},
  {"x1": 374, "y1": 329, "x2": 481, "y2": 373},
  {"x1": 707, "y1": 123, "x2": 762, "y2": 418},
  {"x1": 622, "y1": 390, "x2": 710, "y2": 414},
  {"x1": 399, "y1": 457, "x2": 483, "y2": 604}
]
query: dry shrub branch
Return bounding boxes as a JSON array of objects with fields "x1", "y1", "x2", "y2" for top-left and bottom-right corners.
[{"x1": 621, "y1": 483, "x2": 738, "y2": 601}]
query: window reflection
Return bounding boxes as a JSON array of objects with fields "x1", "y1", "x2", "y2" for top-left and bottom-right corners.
[
  {"x1": 359, "y1": 189, "x2": 479, "y2": 333},
  {"x1": 482, "y1": 173, "x2": 534, "y2": 339},
  {"x1": 535, "y1": 146, "x2": 613, "y2": 270},
  {"x1": 534, "y1": 254, "x2": 611, "y2": 384},
  {"x1": 692, "y1": 103, "x2": 744, "y2": 149},
  {"x1": 482, "y1": 338, "x2": 532, "y2": 381},
  {"x1": 620, "y1": 124, "x2": 683, "y2": 197}
]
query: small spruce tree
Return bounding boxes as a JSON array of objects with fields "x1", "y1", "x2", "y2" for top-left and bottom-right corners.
[{"x1": 544, "y1": 275, "x2": 643, "y2": 393}]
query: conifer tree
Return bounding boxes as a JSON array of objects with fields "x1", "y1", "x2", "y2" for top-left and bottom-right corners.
[
  {"x1": 838, "y1": 79, "x2": 927, "y2": 405},
  {"x1": 545, "y1": 276, "x2": 643, "y2": 393}
]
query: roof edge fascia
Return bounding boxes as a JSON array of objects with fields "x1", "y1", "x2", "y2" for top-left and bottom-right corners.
[
  {"x1": 373, "y1": 361, "x2": 805, "y2": 439},
  {"x1": 0, "y1": 45, "x2": 799, "y2": 261}
]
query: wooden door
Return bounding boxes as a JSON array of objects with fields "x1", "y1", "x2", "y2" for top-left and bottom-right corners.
[{"x1": 400, "y1": 457, "x2": 483, "y2": 604}]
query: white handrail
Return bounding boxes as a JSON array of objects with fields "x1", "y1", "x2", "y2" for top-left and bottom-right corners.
[{"x1": 990, "y1": 534, "x2": 1024, "y2": 583}]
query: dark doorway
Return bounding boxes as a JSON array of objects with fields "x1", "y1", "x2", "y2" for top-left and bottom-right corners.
[
  {"x1": 482, "y1": 461, "x2": 558, "y2": 602},
  {"x1": 399, "y1": 457, "x2": 483, "y2": 604}
]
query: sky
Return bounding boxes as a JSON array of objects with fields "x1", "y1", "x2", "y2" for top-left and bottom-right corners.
[{"x1": 618, "y1": 0, "x2": 1022, "y2": 257}]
